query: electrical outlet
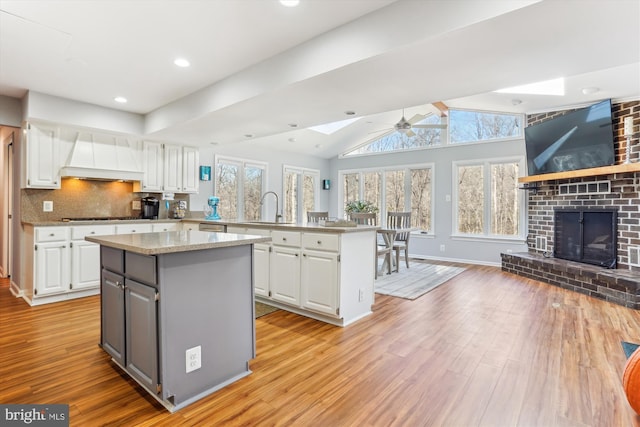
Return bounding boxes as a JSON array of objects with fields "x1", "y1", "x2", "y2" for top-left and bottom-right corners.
[
  {"x1": 132, "y1": 200, "x2": 141, "y2": 210},
  {"x1": 439, "y1": 244, "x2": 445, "y2": 252},
  {"x1": 43, "y1": 201, "x2": 53, "y2": 212},
  {"x1": 185, "y1": 346, "x2": 201, "y2": 373},
  {"x1": 358, "y1": 288, "x2": 364, "y2": 302}
]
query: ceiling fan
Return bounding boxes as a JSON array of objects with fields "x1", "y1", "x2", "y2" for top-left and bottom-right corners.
[{"x1": 372, "y1": 104, "x2": 448, "y2": 138}]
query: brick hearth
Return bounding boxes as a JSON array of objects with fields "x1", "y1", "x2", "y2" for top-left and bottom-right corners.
[{"x1": 501, "y1": 252, "x2": 640, "y2": 309}]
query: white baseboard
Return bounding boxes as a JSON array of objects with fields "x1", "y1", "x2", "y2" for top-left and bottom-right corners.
[{"x1": 410, "y1": 254, "x2": 501, "y2": 268}]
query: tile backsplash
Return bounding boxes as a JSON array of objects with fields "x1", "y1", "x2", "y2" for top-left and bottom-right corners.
[{"x1": 21, "y1": 178, "x2": 189, "y2": 222}]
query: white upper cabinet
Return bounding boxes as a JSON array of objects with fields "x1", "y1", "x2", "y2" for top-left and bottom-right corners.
[
  {"x1": 181, "y1": 146, "x2": 199, "y2": 193},
  {"x1": 136, "y1": 142, "x2": 198, "y2": 193},
  {"x1": 163, "y1": 144, "x2": 183, "y2": 192},
  {"x1": 23, "y1": 123, "x2": 61, "y2": 189},
  {"x1": 139, "y1": 141, "x2": 164, "y2": 192}
]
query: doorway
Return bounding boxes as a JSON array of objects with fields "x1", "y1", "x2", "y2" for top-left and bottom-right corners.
[{"x1": 1, "y1": 129, "x2": 14, "y2": 279}]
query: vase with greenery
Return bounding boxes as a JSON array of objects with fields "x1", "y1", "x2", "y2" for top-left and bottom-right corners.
[{"x1": 345, "y1": 200, "x2": 379, "y2": 214}]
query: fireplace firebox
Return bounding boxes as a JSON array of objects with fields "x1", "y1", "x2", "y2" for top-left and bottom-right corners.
[{"x1": 554, "y1": 208, "x2": 617, "y2": 268}]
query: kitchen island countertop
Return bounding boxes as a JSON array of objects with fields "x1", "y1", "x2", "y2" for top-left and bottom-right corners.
[{"x1": 86, "y1": 230, "x2": 270, "y2": 255}]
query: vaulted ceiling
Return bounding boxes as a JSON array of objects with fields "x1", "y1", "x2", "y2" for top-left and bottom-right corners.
[{"x1": 1, "y1": 0, "x2": 638, "y2": 158}]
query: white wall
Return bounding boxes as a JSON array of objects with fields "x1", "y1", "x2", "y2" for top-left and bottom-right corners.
[
  {"x1": 329, "y1": 139, "x2": 529, "y2": 266},
  {"x1": 190, "y1": 142, "x2": 331, "y2": 218},
  {"x1": 0, "y1": 95, "x2": 22, "y2": 127}
]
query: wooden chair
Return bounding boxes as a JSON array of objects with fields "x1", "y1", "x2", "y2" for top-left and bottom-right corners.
[
  {"x1": 387, "y1": 212, "x2": 412, "y2": 269},
  {"x1": 307, "y1": 211, "x2": 329, "y2": 222},
  {"x1": 375, "y1": 229, "x2": 395, "y2": 278},
  {"x1": 349, "y1": 212, "x2": 377, "y2": 225}
]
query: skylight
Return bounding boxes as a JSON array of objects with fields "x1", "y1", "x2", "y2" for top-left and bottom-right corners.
[
  {"x1": 308, "y1": 117, "x2": 360, "y2": 135},
  {"x1": 495, "y1": 77, "x2": 565, "y2": 96}
]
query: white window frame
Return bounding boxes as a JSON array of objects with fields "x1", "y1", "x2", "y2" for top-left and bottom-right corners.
[
  {"x1": 452, "y1": 156, "x2": 526, "y2": 242},
  {"x1": 282, "y1": 164, "x2": 320, "y2": 223},
  {"x1": 338, "y1": 162, "x2": 435, "y2": 233},
  {"x1": 214, "y1": 155, "x2": 267, "y2": 221}
]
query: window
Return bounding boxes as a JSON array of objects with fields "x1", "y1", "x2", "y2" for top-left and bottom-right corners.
[
  {"x1": 215, "y1": 156, "x2": 266, "y2": 221},
  {"x1": 454, "y1": 159, "x2": 523, "y2": 238},
  {"x1": 343, "y1": 114, "x2": 444, "y2": 157},
  {"x1": 340, "y1": 108, "x2": 524, "y2": 157},
  {"x1": 449, "y1": 109, "x2": 522, "y2": 144},
  {"x1": 283, "y1": 165, "x2": 320, "y2": 223},
  {"x1": 341, "y1": 165, "x2": 433, "y2": 232}
]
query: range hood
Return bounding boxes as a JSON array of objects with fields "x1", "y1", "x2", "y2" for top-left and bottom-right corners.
[{"x1": 59, "y1": 131, "x2": 144, "y2": 181}]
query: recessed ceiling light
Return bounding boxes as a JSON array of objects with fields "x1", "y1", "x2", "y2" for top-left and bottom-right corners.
[
  {"x1": 581, "y1": 87, "x2": 599, "y2": 95},
  {"x1": 345, "y1": 111, "x2": 356, "y2": 115},
  {"x1": 174, "y1": 58, "x2": 190, "y2": 67},
  {"x1": 280, "y1": 0, "x2": 299, "y2": 7},
  {"x1": 244, "y1": 134, "x2": 254, "y2": 138},
  {"x1": 289, "y1": 123, "x2": 298, "y2": 128},
  {"x1": 288, "y1": 137, "x2": 296, "y2": 142},
  {"x1": 114, "y1": 96, "x2": 127, "y2": 103}
]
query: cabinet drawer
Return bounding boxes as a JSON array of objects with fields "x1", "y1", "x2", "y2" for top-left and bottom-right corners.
[
  {"x1": 271, "y1": 230, "x2": 301, "y2": 247},
  {"x1": 35, "y1": 227, "x2": 69, "y2": 242},
  {"x1": 125, "y1": 252, "x2": 157, "y2": 286},
  {"x1": 227, "y1": 226, "x2": 271, "y2": 237},
  {"x1": 103, "y1": 247, "x2": 124, "y2": 274},
  {"x1": 302, "y1": 233, "x2": 339, "y2": 252},
  {"x1": 72, "y1": 225, "x2": 116, "y2": 240},
  {"x1": 152, "y1": 222, "x2": 178, "y2": 232},
  {"x1": 116, "y1": 223, "x2": 153, "y2": 234}
]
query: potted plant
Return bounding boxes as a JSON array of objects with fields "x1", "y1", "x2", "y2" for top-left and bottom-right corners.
[{"x1": 345, "y1": 200, "x2": 379, "y2": 214}]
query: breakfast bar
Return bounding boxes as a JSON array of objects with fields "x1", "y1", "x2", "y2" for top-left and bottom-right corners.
[{"x1": 86, "y1": 230, "x2": 270, "y2": 412}]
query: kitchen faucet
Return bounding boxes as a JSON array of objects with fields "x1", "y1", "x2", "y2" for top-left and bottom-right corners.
[{"x1": 260, "y1": 191, "x2": 282, "y2": 223}]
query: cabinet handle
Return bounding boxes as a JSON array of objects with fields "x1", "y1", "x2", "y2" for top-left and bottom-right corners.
[
  {"x1": 49, "y1": 233, "x2": 54, "y2": 237},
  {"x1": 317, "y1": 240, "x2": 322, "y2": 245},
  {"x1": 282, "y1": 237, "x2": 287, "y2": 242},
  {"x1": 295, "y1": 253, "x2": 299, "y2": 257},
  {"x1": 90, "y1": 231, "x2": 96, "y2": 234}
]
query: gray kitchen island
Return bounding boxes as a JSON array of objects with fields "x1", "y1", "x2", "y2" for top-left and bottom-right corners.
[{"x1": 86, "y1": 230, "x2": 271, "y2": 412}]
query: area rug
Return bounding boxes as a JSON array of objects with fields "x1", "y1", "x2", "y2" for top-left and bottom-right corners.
[
  {"x1": 375, "y1": 262, "x2": 466, "y2": 300},
  {"x1": 255, "y1": 301, "x2": 279, "y2": 318}
]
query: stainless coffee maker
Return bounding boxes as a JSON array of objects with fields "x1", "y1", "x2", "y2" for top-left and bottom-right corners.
[{"x1": 141, "y1": 196, "x2": 159, "y2": 219}]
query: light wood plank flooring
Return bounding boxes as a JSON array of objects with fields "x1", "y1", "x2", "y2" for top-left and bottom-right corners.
[{"x1": 2, "y1": 263, "x2": 640, "y2": 426}]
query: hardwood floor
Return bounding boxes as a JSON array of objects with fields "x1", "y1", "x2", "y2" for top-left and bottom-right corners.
[{"x1": 2, "y1": 264, "x2": 640, "y2": 426}]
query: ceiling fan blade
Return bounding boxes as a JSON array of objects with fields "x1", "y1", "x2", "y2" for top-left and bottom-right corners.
[{"x1": 405, "y1": 129, "x2": 416, "y2": 137}]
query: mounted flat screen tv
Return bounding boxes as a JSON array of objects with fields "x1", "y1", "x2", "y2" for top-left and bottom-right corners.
[{"x1": 524, "y1": 99, "x2": 615, "y2": 176}]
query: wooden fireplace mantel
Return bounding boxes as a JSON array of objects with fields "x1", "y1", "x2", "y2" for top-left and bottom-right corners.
[{"x1": 518, "y1": 163, "x2": 640, "y2": 183}]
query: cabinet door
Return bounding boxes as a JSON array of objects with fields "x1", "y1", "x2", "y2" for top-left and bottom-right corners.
[
  {"x1": 26, "y1": 123, "x2": 60, "y2": 189},
  {"x1": 125, "y1": 278, "x2": 159, "y2": 394},
  {"x1": 254, "y1": 243, "x2": 270, "y2": 297},
  {"x1": 163, "y1": 144, "x2": 182, "y2": 192},
  {"x1": 34, "y1": 241, "x2": 69, "y2": 296},
  {"x1": 270, "y1": 246, "x2": 300, "y2": 305},
  {"x1": 181, "y1": 146, "x2": 199, "y2": 193},
  {"x1": 141, "y1": 141, "x2": 163, "y2": 192},
  {"x1": 70, "y1": 240, "x2": 101, "y2": 290},
  {"x1": 301, "y1": 249, "x2": 339, "y2": 315},
  {"x1": 101, "y1": 269, "x2": 125, "y2": 366}
]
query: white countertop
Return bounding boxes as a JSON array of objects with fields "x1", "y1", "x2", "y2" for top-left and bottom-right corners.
[
  {"x1": 182, "y1": 218, "x2": 379, "y2": 233},
  {"x1": 86, "y1": 230, "x2": 271, "y2": 255}
]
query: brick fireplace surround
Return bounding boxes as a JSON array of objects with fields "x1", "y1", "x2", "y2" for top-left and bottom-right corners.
[{"x1": 501, "y1": 100, "x2": 640, "y2": 309}]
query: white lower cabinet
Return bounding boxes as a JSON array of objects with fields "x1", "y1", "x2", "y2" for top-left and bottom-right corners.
[
  {"x1": 253, "y1": 243, "x2": 270, "y2": 297},
  {"x1": 70, "y1": 225, "x2": 116, "y2": 290},
  {"x1": 35, "y1": 237, "x2": 70, "y2": 297},
  {"x1": 301, "y1": 249, "x2": 339, "y2": 315},
  {"x1": 270, "y1": 245, "x2": 301, "y2": 305}
]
